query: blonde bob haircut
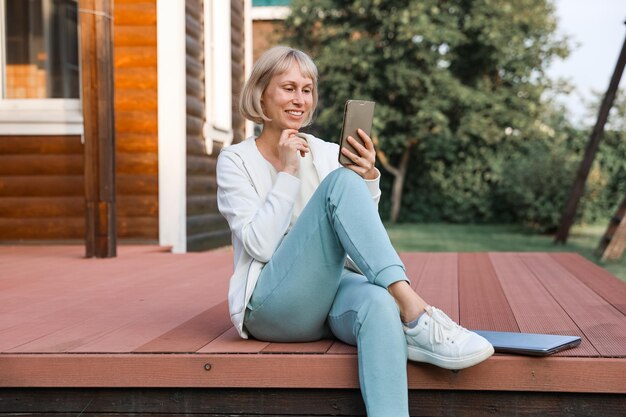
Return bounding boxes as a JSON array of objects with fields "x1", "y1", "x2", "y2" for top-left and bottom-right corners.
[{"x1": 239, "y1": 45, "x2": 318, "y2": 126}]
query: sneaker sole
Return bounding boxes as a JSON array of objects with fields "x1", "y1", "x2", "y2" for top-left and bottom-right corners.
[{"x1": 407, "y1": 344, "x2": 494, "y2": 370}]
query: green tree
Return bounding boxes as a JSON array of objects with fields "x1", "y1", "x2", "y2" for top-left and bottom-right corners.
[{"x1": 284, "y1": 0, "x2": 568, "y2": 222}]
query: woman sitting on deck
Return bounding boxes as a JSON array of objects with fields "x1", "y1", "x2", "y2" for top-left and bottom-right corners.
[{"x1": 216, "y1": 45, "x2": 494, "y2": 417}]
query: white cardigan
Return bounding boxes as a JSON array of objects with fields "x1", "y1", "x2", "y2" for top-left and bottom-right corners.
[{"x1": 216, "y1": 134, "x2": 381, "y2": 338}]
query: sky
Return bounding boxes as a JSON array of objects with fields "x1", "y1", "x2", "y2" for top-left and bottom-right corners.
[{"x1": 547, "y1": 0, "x2": 626, "y2": 126}]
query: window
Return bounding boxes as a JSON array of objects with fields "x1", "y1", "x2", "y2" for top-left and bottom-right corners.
[
  {"x1": 4, "y1": 0, "x2": 79, "y2": 98},
  {"x1": 0, "y1": 0, "x2": 82, "y2": 135}
]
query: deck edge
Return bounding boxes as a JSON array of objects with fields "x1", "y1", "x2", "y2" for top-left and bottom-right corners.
[{"x1": 0, "y1": 354, "x2": 624, "y2": 393}]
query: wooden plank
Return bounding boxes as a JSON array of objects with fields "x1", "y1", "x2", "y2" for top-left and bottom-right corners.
[
  {"x1": 0, "y1": 175, "x2": 83, "y2": 197},
  {"x1": 186, "y1": 213, "x2": 228, "y2": 233},
  {"x1": 2, "y1": 250, "x2": 232, "y2": 352},
  {"x1": 413, "y1": 253, "x2": 459, "y2": 321},
  {"x1": 187, "y1": 195, "x2": 219, "y2": 216},
  {"x1": 186, "y1": 229, "x2": 232, "y2": 251},
  {"x1": 113, "y1": 2, "x2": 156, "y2": 25},
  {"x1": 489, "y1": 253, "x2": 598, "y2": 356},
  {"x1": 114, "y1": 46, "x2": 157, "y2": 68},
  {"x1": 117, "y1": 216, "x2": 158, "y2": 238},
  {"x1": 186, "y1": 115, "x2": 203, "y2": 137},
  {"x1": 398, "y1": 252, "x2": 430, "y2": 292},
  {"x1": 0, "y1": 354, "x2": 624, "y2": 393},
  {"x1": 0, "y1": 155, "x2": 82, "y2": 175},
  {"x1": 114, "y1": 67, "x2": 157, "y2": 89},
  {"x1": 0, "y1": 218, "x2": 83, "y2": 239},
  {"x1": 117, "y1": 152, "x2": 158, "y2": 174},
  {"x1": 1, "y1": 388, "x2": 625, "y2": 417},
  {"x1": 326, "y1": 340, "x2": 358, "y2": 355},
  {"x1": 187, "y1": 95, "x2": 205, "y2": 119},
  {"x1": 187, "y1": 175, "x2": 218, "y2": 196},
  {"x1": 550, "y1": 252, "x2": 626, "y2": 315},
  {"x1": 0, "y1": 135, "x2": 82, "y2": 154},
  {"x1": 0, "y1": 256, "x2": 185, "y2": 350},
  {"x1": 187, "y1": 155, "x2": 217, "y2": 175},
  {"x1": 198, "y1": 327, "x2": 270, "y2": 354},
  {"x1": 458, "y1": 253, "x2": 519, "y2": 331},
  {"x1": 0, "y1": 197, "x2": 83, "y2": 218},
  {"x1": 187, "y1": 135, "x2": 208, "y2": 155},
  {"x1": 261, "y1": 339, "x2": 334, "y2": 354},
  {"x1": 115, "y1": 89, "x2": 157, "y2": 111},
  {"x1": 117, "y1": 195, "x2": 158, "y2": 217},
  {"x1": 115, "y1": 110, "x2": 158, "y2": 134},
  {"x1": 117, "y1": 174, "x2": 158, "y2": 194},
  {"x1": 116, "y1": 133, "x2": 157, "y2": 153},
  {"x1": 134, "y1": 301, "x2": 231, "y2": 353},
  {"x1": 0, "y1": 246, "x2": 191, "y2": 321},
  {"x1": 114, "y1": 25, "x2": 156, "y2": 46},
  {"x1": 520, "y1": 253, "x2": 626, "y2": 357}
]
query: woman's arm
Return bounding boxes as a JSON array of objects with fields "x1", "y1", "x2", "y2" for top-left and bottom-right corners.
[{"x1": 217, "y1": 152, "x2": 300, "y2": 262}]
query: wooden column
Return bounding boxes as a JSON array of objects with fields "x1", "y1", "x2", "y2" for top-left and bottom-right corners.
[{"x1": 79, "y1": 0, "x2": 116, "y2": 258}]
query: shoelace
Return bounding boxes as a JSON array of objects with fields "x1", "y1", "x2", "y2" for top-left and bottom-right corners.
[{"x1": 427, "y1": 307, "x2": 466, "y2": 345}]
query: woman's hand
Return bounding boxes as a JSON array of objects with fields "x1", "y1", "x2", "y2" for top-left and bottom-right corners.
[
  {"x1": 278, "y1": 129, "x2": 309, "y2": 176},
  {"x1": 340, "y1": 128, "x2": 378, "y2": 180}
]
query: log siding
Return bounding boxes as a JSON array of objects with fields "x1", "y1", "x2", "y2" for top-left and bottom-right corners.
[
  {"x1": 185, "y1": 0, "x2": 242, "y2": 251},
  {"x1": 113, "y1": 0, "x2": 159, "y2": 241}
]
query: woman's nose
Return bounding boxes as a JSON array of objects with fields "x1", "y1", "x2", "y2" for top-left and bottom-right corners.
[{"x1": 292, "y1": 91, "x2": 303, "y2": 105}]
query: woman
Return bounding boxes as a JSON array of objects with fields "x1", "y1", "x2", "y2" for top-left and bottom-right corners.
[{"x1": 216, "y1": 45, "x2": 493, "y2": 417}]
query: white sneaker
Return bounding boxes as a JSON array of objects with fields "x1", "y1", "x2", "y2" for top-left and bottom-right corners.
[{"x1": 404, "y1": 306, "x2": 494, "y2": 370}]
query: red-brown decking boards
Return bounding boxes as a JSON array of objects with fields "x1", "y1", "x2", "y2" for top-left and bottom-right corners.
[
  {"x1": 520, "y1": 253, "x2": 626, "y2": 357},
  {"x1": 551, "y1": 252, "x2": 626, "y2": 315},
  {"x1": 489, "y1": 253, "x2": 596, "y2": 357},
  {"x1": 198, "y1": 326, "x2": 270, "y2": 353},
  {"x1": 458, "y1": 253, "x2": 519, "y2": 332},
  {"x1": 0, "y1": 246, "x2": 625, "y2": 416},
  {"x1": 133, "y1": 300, "x2": 231, "y2": 353},
  {"x1": 411, "y1": 253, "x2": 459, "y2": 321}
]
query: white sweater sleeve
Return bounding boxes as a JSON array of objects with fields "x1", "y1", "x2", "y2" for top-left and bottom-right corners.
[{"x1": 217, "y1": 152, "x2": 300, "y2": 263}]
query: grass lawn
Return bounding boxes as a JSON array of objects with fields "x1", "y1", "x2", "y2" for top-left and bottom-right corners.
[{"x1": 385, "y1": 223, "x2": 626, "y2": 282}]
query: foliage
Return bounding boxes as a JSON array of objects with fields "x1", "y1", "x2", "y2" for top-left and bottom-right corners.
[
  {"x1": 491, "y1": 88, "x2": 626, "y2": 232},
  {"x1": 284, "y1": 0, "x2": 570, "y2": 223}
]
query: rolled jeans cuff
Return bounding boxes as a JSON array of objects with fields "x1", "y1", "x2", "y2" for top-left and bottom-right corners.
[{"x1": 374, "y1": 264, "x2": 409, "y2": 289}]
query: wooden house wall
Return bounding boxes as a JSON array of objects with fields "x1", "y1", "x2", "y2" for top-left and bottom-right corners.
[
  {"x1": 113, "y1": 0, "x2": 159, "y2": 241},
  {"x1": 185, "y1": 0, "x2": 237, "y2": 252},
  {"x1": 0, "y1": 135, "x2": 84, "y2": 240},
  {"x1": 1, "y1": 0, "x2": 244, "y2": 248}
]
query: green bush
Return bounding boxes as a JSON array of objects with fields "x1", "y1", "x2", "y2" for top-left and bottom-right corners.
[{"x1": 493, "y1": 142, "x2": 578, "y2": 233}]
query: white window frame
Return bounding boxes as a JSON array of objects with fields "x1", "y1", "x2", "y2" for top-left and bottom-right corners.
[
  {"x1": 244, "y1": 0, "x2": 254, "y2": 138},
  {"x1": 157, "y1": 0, "x2": 187, "y2": 253},
  {"x1": 203, "y1": 0, "x2": 233, "y2": 154},
  {"x1": 251, "y1": 5, "x2": 290, "y2": 21},
  {"x1": 0, "y1": 0, "x2": 83, "y2": 136}
]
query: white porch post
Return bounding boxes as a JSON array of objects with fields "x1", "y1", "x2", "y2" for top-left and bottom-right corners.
[{"x1": 157, "y1": 0, "x2": 187, "y2": 253}]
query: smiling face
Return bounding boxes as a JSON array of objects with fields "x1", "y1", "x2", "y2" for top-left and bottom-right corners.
[{"x1": 260, "y1": 62, "x2": 314, "y2": 134}]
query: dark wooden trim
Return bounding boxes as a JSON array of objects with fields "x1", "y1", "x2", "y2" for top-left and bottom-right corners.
[
  {"x1": 79, "y1": 0, "x2": 117, "y2": 257},
  {"x1": 0, "y1": 388, "x2": 624, "y2": 417}
]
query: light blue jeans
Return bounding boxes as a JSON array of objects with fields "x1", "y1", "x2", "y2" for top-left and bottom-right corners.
[{"x1": 245, "y1": 168, "x2": 410, "y2": 417}]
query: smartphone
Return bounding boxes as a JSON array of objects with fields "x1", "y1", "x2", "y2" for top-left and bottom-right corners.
[{"x1": 338, "y1": 100, "x2": 376, "y2": 166}]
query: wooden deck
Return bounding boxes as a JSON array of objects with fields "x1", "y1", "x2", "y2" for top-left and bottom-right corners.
[{"x1": 1, "y1": 246, "x2": 625, "y2": 416}]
